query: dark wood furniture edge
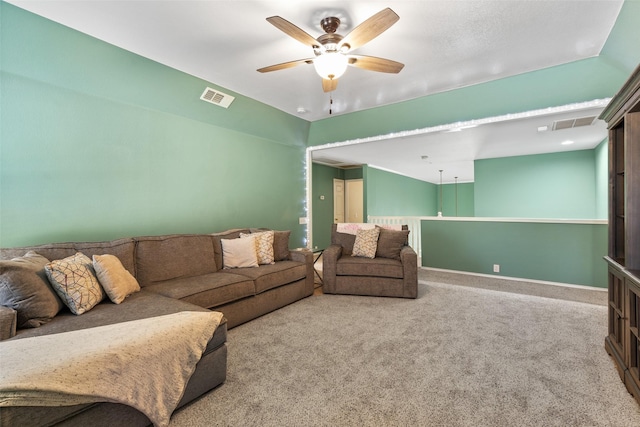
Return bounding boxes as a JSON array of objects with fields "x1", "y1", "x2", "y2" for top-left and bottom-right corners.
[{"x1": 600, "y1": 63, "x2": 640, "y2": 126}]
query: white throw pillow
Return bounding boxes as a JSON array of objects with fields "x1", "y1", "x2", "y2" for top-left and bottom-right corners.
[
  {"x1": 92, "y1": 254, "x2": 141, "y2": 304},
  {"x1": 240, "y1": 231, "x2": 275, "y2": 265},
  {"x1": 221, "y1": 237, "x2": 259, "y2": 269}
]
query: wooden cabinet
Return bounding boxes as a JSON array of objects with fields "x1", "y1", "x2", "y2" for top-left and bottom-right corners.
[{"x1": 601, "y1": 63, "x2": 640, "y2": 405}]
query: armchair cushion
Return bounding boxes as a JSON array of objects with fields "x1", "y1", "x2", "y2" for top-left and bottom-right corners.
[{"x1": 337, "y1": 256, "x2": 404, "y2": 279}]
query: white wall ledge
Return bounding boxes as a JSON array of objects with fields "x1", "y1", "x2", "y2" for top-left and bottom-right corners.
[
  {"x1": 422, "y1": 216, "x2": 608, "y2": 225},
  {"x1": 370, "y1": 216, "x2": 608, "y2": 225}
]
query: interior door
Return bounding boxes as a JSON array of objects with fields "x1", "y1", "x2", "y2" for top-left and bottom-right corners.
[
  {"x1": 345, "y1": 179, "x2": 364, "y2": 223},
  {"x1": 333, "y1": 179, "x2": 345, "y2": 223}
]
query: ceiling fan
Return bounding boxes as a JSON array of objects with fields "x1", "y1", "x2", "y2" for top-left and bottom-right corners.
[{"x1": 257, "y1": 8, "x2": 404, "y2": 93}]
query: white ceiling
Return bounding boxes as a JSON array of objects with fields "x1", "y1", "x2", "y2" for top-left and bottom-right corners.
[
  {"x1": 8, "y1": 0, "x2": 623, "y2": 183},
  {"x1": 311, "y1": 101, "x2": 610, "y2": 183}
]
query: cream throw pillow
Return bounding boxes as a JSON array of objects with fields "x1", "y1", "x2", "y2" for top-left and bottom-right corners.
[
  {"x1": 240, "y1": 231, "x2": 275, "y2": 265},
  {"x1": 352, "y1": 228, "x2": 380, "y2": 259},
  {"x1": 92, "y1": 254, "x2": 141, "y2": 304},
  {"x1": 222, "y1": 237, "x2": 259, "y2": 269},
  {"x1": 45, "y1": 252, "x2": 105, "y2": 315}
]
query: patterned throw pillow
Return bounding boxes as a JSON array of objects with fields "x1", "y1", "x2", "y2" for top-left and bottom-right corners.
[
  {"x1": 45, "y1": 252, "x2": 105, "y2": 315},
  {"x1": 351, "y1": 228, "x2": 380, "y2": 259},
  {"x1": 240, "y1": 231, "x2": 275, "y2": 265}
]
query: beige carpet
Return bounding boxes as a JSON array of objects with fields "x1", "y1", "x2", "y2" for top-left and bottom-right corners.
[{"x1": 169, "y1": 271, "x2": 640, "y2": 426}]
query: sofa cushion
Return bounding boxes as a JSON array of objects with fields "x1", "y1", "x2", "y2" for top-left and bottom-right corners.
[
  {"x1": 144, "y1": 272, "x2": 255, "y2": 309},
  {"x1": 336, "y1": 256, "x2": 404, "y2": 279},
  {"x1": 92, "y1": 254, "x2": 141, "y2": 304},
  {"x1": 376, "y1": 228, "x2": 410, "y2": 260},
  {"x1": 11, "y1": 290, "x2": 226, "y2": 353},
  {"x1": 221, "y1": 237, "x2": 259, "y2": 269},
  {"x1": 0, "y1": 238, "x2": 137, "y2": 278},
  {"x1": 211, "y1": 229, "x2": 251, "y2": 271},
  {"x1": 220, "y1": 260, "x2": 307, "y2": 294},
  {"x1": 0, "y1": 251, "x2": 65, "y2": 328},
  {"x1": 45, "y1": 253, "x2": 106, "y2": 315},
  {"x1": 135, "y1": 235, "x2": 217, "y2": 287}
]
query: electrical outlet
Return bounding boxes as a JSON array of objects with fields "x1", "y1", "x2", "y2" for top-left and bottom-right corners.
[{"x1": 493, "y1": 264, "x2": 500, "y2": 273}]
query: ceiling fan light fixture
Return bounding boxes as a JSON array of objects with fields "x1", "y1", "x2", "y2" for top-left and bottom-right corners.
[{"x1": 313, "y1": 52, "x2": 348, "y2": 80}]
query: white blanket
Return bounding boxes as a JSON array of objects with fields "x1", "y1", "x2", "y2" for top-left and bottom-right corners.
[{"x1": 0, "y1": 310, "x2": 223, "y2": 427}]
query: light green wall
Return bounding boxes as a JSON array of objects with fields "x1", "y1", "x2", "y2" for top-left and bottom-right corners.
[
  {"x1": 311, "y1": 163, "x2": 344, "y2": 250},
  {"x1": 344, "y1": 168, "x2": 363, "y2": 180},
  {"x1": 474, "y1": 150, "x2": 598, "y2": 218},
  {"x1": 307, "y1": 57, "x2": 629, "y2": 146},
  {"x1": 595, "y1": 139, "x2": 609, "y2": 219},
  {"x1": 364, "y1": 166, "x2": 436, "y2": 216},
  {"x1": 600, "y1": 0, "x2": 640, "y2": 72},
  {"x1": 0, "y1": 3, "x2": 309, "y2": 247},
  {"x1": 422, "y1": 220, "x2": 607, "y2": 287},
  {"x1": 440, "y1": 182, "x2": 474, "y2": 217}
]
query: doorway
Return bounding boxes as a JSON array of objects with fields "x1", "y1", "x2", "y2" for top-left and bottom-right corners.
[{"x1": 333, "y1": 178, "x2": 363, "y2": 223}]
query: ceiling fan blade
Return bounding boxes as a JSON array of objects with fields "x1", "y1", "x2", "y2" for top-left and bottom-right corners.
[
  {"x1": 322, "y1": 78, "x2": 338, "y2": 93},
  {"x1": 257, "y1": 58, "x2": 313, "y2": 73},
  {"x1": 347, "y1": 55, "x2": 404, "y2": 73},
  {"x1": 266, "y1": 16, "x2": 319, "y2": 48},
  {"x1": 340, "y1": 8, "x2": 399, "y2": 51}
]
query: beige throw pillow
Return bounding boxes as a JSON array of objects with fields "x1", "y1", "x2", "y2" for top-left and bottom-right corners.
[
  {"x1": 240, "y1": 231, "x2": 275, "y2": 265},
  {"x1": 92, "y1": 254, "x2": 141, "y2": 304},
  {"x1": 45, "y1": 252, "x2": 105, "y2": 315},
  {"x1": 351, "y1": 228, "x2": 380, "y2": 259},
  {"x1": 222, "y1": 237, "x2": 259, "y2": 269}
]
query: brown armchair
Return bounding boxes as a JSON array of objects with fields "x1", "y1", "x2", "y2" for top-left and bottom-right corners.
[{"x1": 322, "y1": 224, "x2": 418, "y2": 298}]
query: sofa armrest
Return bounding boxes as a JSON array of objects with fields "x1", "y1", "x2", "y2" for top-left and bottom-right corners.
[
  {"x1": 289, "y1": 249, "x2": 312, "y2": 265},
  {"x1": 289, "y1": 249, "x2": 315, "y2": 295},
  {"x1": 0, "y1": 305, "x2": 18, "y2": 341},
  {"x1": 321, "y1": 244, "x2": 343, "y2": 294},
  {"x1": 400, "y1": 246, "x2": 418, "y2": 299}
]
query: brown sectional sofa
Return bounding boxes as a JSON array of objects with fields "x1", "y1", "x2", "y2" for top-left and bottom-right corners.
[{"x1": 0, "y1": 228, "x2": 314, "y2": 427}]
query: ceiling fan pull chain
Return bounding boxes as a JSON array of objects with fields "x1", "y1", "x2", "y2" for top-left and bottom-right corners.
[{"x1": 329, "y1": 93, "x2": 333, "y2": 115}]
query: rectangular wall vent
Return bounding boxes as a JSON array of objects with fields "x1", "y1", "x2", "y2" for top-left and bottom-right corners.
[
  {"x1": 200, "y1": 87, "x2": 235, "y2": 109},
  {"x1": 552, "y1": 116, "x2": 596, "y2": 131}
]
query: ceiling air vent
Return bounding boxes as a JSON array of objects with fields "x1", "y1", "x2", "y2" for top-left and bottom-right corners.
[
  {"x1": 551, "y1": 116, "x2": 596, "y2": 131},
  {"x1": 200, "y1": 87, "x2": 235, "y2": 109}
]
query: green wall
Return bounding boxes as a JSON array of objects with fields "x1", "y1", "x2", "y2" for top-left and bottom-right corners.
[
  {"x1": 439, "y1": 182, "x2": 474, "y2": 217},
  {"x1": 364, "y1": 166, "x2": 436, "y2": 216},
  {"x1": 422, "y1": 220, "x2": 607, "y2": 287},
  {"x1": 595, "y1": 139, "x2": 609, "y2": 219},
  {"x1": 311, "y1": 163, "x2": 344, "y2": 250},
  {"x1": 1, "y1": 3, "x2": 310, "y2": 247},
  {"x1": 474, "y1": 150, "x2": 599, "y2": 218},
  {"x1": 307, "y1": 57, "x2": 629, "y2": 147}
]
